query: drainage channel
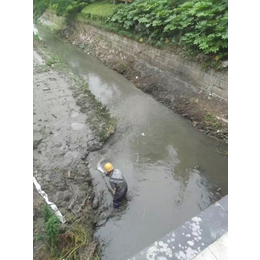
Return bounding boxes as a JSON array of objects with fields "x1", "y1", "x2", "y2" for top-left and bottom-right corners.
[{"x1": 35, "y1": 24, "x2": 228, "y2": 260}]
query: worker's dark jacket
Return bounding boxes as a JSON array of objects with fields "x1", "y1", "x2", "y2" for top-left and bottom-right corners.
[{"x1": 109, "y1": 169, "x2": 128, "y2": 200}]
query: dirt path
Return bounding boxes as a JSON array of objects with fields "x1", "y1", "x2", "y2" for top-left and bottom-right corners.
[{"x1": 33, "y1": 37, "x2": 115, "y2": 259}]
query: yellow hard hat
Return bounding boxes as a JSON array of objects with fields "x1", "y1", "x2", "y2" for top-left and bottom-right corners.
[{"x1": 104, "y1": 163, "x2": 114, "y2": 173}]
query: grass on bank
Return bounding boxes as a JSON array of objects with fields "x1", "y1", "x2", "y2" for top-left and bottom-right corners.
[
  {"x1": 75, "y1": 0, "x2": 142, "y2": 43},
  {"x1": 81, "y1": 0, "x2": 120, "y2": 18}
]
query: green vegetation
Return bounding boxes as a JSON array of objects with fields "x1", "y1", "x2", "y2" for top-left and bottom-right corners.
[
  {"x1": 74, "y1": 83, "x2": 117, "y2": 142},
  {"x1": 33, "y1": 32, "x2": 40, "y2": 41},
  {"x1": 45, "y1": 54, "x2": 68, "y2": 70},
  {"x1": 204, "y1": 112, "x2": 227, "y2": 145},
  {"x1": 37, "y1": 205, "x2": 98, "y2": 259},
  {"x1": 204, "y1": 112, "x2": 220, "y2": 129},
  {"x1": 43, "y1": 204, "x2": 54, "y2": 222},
  {"x1": 46, "y1": 215, "x2": 60, "y2": 256},
  {"x1": 34, "y1": 0, "x2": 228, "y2": 63},
  {"x1": 42, "y1": 205, "x2": 60, "y2": 256},
  {"x1": 81, "y1": 0, "x2": 119, "y2": 19},
  {"x1": 33, "y1": 0, "x2": 51, "y2": 19},
  {"x1": 33, "y1": 0, "x2": 96, "y2": 20},
  {"x1": 107, "y1": 0, "x2": 228, "y2": 60}
]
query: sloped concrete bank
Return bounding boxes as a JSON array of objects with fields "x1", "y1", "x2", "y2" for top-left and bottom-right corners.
[
  {"x1": 129, "y1": 195, "x2": 228, "y2": 260},
  {"x1": 39, "y1": 11, "x2": 228, "y2": 144}
]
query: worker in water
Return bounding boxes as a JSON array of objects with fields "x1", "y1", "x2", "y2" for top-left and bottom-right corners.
[{"x1": 104, "y1": 163, "x2": 128, "y2": 209}]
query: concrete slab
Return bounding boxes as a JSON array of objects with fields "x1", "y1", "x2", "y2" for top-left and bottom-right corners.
[
  {"x1": 208, "y1": 232, "x2": 228, "y2": 260},
  {"x1": 128, "y1": 196, "x2": 228, "y2": 260},
  {"x1": 193, "y1": 232, "x2": 228, "y2": 260},
  {"x1": 192, "y1": 248, "x2": 217, "y2": 260},
  {"x1": 217, "y1": 196, "x2": 228, "y2": 212}
]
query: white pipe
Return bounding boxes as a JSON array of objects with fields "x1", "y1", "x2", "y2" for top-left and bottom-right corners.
[{"x1": 33, "y1": 176, "x2": 66, "y2": 224}]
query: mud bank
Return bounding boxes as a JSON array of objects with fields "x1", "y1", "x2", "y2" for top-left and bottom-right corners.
[
  {"x1": 33, "y1": 36, "x2": 116, "y2": 259},
  {"x1": 38, "y1": 12, "x2": 228, "y2": 145}
]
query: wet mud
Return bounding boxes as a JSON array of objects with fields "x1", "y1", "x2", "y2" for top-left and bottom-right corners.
[{"x1": 33, "y1": 37, "x2": 116, "y2": 259}]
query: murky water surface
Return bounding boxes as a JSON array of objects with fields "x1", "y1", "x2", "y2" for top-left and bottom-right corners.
[{"x1": 35, "y1": 25, "x2": 228, "y2": 260}]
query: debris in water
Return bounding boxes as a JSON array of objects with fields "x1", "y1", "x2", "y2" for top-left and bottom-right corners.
[
  {"x1": 133, "y1": 153, "x2": 139, "y2": 163},
  {"x1": 142, "y1": 133, "x2": 145, "y2": 136}
]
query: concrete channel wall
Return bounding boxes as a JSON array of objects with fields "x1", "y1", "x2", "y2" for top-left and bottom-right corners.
[
  {"x1": 84, "y1": 26, "x2": 228, "y2": 101},
  {"x1": 128, "y1": 195, "x2": 228, "y2": 260}
]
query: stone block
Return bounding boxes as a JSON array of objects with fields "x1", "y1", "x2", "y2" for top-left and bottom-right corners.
[
  {"x1": 126, "y1": 41, "x2": 134, "y2": 50},
  {"x1": 160, "y1": 49, "x2": 168, "y2": 57},
  {"x1": 148, "y1": 51, "x2": 156, "y2": 60},
  {"x1": 174, "y1": 69, "x2": 185, "y2": 80},
  {"x1": 197, "y1": 71, "x2": 206, "y2": 81},
  {"x1": 193, "y1": 79, "x2": 211, "y2": 92},
  {"x1": 212, "y1": 86, "x2": 228, "y2": 100},
  {"x1": 167, "y1": 59, "x2": 176, "y2": 68},
  {"x1": 188, "y1": 60, "x2": 198, "y2": 69},
  {"x1": 143, "y1": 50, "x2": 150, "y2": 58},
  {"x1": 204, "y1": 74, "x2": 216, "y2": 85},
  {"x1": 188, "y1": 82, "x2": 200, "y2": 93},
  {"x1": 222, "y1": 73, "x2": 228, "y2": 82},
  {"x1": 133, "y1": 48, "x2": 143, "y2": 56},
  {"x1": 152, "y1": 59, "x2": 163, "y2": 69},
  {"x1": 165, "y1": 66, "x2": 176, "y2": 75},
  {"x1": 191, "y1": 69, "x2": 201, "y2": 81},
  {"x1": 111, "y1": 40, "x2": 118, "y2": 48},
  {"x1": 175, "y1": 61, "x2": 184, "y2": 71},
  {"x1": 170, "y1": 54, "x2": 179, "y2": 62},
  {"x1": 153, "y1": 48, "x2": 161, "y2": 55},
  {"x1": 180, "y1": 69, "x2": 193, "y2": 83},
  {"x1": 155, "y1": 55, "x2": 166, "y2": 64},
  {"x1": 159, "y1": 62, "x2": 167, "y2": 70},
  {"x1": 214, "y1": 78, "x2": 228, "y2": 91},
  {"x1": 181, "y1": 64, "x2": 193, "y2": 76},
  {"x1": 144, "y1": 45, "x2": 152, "y2": 53},
  {"x1": 139, "y1": 53, "x2": 151, "y2": 64},
  {"x1": 122, "y1": 45, "x2": 131, "y2": 53},
  {"x1": 182, "y1": 59, "x2": 191, "y2": 69}
]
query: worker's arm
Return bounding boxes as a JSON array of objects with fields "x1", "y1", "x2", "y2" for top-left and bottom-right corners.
[{"x1": 109, "y1": 179, "x2": 117, "y2": 194}]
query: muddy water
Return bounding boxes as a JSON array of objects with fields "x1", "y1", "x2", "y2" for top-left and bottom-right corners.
[{"x1": 36, "y1": 25, "x2": 228, "y2": 260}]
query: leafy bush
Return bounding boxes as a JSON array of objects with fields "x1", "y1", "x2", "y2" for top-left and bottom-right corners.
[
  {"x1": 43, "y1": 204, "x2": 54, "y2": 223},
  {"x1": 107, "y1": 0, "x2": 228, "y2": 59},
  {"x1": 33, "y1": 0, "x2": 51, "y2": 19},
  {"x1": 46, "y1": 215, "x2": 60, "y2": 256},
  {"x1": 42, "y1": 205, "x2": 60, "y2": 256},
  {"x1": 34, "y1": 0, "x2": 97, "y2": 19}
]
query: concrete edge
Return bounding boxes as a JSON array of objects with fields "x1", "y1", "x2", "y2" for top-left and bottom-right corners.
[{"x1": 128, "y1": 195, "x2": 228, "y2": 260}]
